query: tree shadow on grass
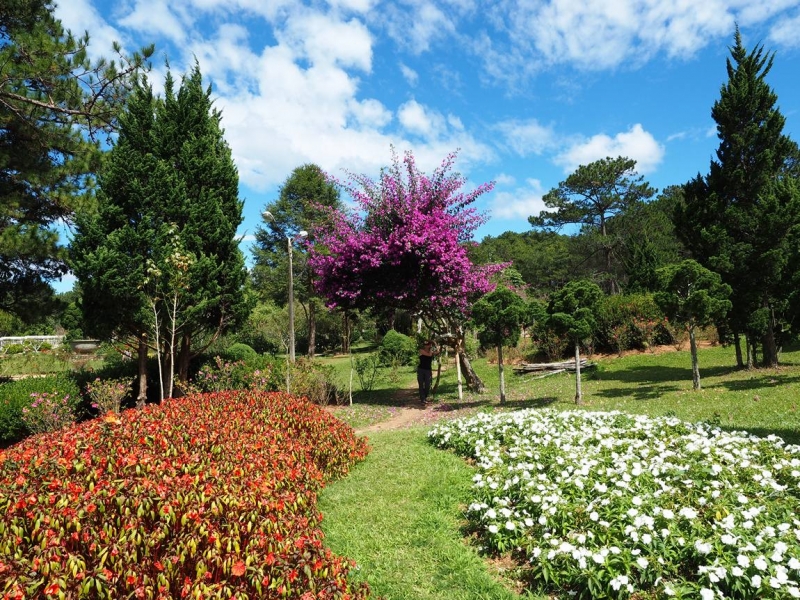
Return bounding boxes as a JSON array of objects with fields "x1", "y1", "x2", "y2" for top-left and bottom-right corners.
[
  {"x1": 431, "y1": 396, "x2": 558, "y2": 413},
  {"x1": 717, "y1": 425, "x2": 800, "y2": 446},
  {"x1": 594, "y1": 383, "x2": 683, "y2": 401},
  {"x1": 717, "y1": 373, "x2": 800, "y2": 392},
  {"x1": 597, "y1": 364, "x2": 738, "y2": 384}
]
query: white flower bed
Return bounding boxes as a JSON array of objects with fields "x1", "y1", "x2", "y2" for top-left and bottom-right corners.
[{"x1": 429, "y1": 409, "x2": 800, "y2": 599}]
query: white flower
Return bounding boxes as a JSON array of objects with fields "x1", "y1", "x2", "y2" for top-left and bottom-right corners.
[
  {"x1": 752, "y1": 574, "x2": 763, "y2": 588},
  {"x1": 637, "y1": 557, "x2": 648, "y2": 569},
  {"x1": 695, "y1": 540, "x2": 712, "y2": 555},
  {"x1": 754, "y1": 557, "x2": 768, "y2": 571},
  {"x1": 589, "y1": 511, "x2": 599, "y2": 522},
  {"x1": 488, "y1": 525, "x2": 499, "y2": 534},
  {"x1": 662, "y1": 508, "x2": 675, "y2": 519},
  {"x1": 700, "y1": 588, "x2": 715, "y2": 600},
  {"x1": 737, "y1": 555, "x2": 751, "y2": 568},
  {"x1": 485, "y1": 508, "x2": 497, "y2": 519},
  {"x1": 732, "y1": 566, "x2": 744, "y2": 577},
  {"x1": 789, "y1": 557, "x2": 800, "y2": 570}
]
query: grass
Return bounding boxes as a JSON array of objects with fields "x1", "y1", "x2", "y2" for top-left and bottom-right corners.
[
  {"x1": 319, "y1": 428, "x2": 539, "y2": 600},
  {"x1": 0, "y1": 350, "x2": 104, "y2": 377},
  {"x1": 318, "y1": 342, "x2": 800, "y2": 598}
]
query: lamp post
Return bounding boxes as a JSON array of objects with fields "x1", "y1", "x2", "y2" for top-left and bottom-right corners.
[
  {"x1": 287, "y1": 230, "x2": 307, "y2": 362},
  {"x1": 261, "y1": 211, "x2": 307, "y2": 363}
]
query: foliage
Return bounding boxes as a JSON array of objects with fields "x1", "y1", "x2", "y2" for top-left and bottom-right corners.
[
  {"x1": 472, "y1": 230, "x2": 576, "y2": 294},
  {"x1": 288, "y1": 359, "x2": 340, "y2": 405},
  {"x1": 655, "y1": 259, "x2": 732, "y2": 390},
  {"x1": 675, "y1": 27, "x2": 800, "y2": 367},
  {"x1": 530, "y1": 156, "x2": 656, "y2": 293},
  {"x1": 70, "y1": 64, "x2": 250, "y2": 398},
  {"x1": 20, "y1": 390, "x2": 76, "y2": 434},
  {"x1": 224, "y1": 342, "x2": 258, "y2": 362},
  {"x1": 378, "y1": 329, "x2": 417, "y2": 367},
  {"x1": 353, "y1": 353, "x2": 381, "y2": 392},
  {"x1": 472, "y1": 287, "x2": 527, "y2": 350},
  {"x1": 594, "y1": 293, "x2": 666, "y2": 352},
  {"x1": 309, "y1": 149, "x2": 502, "y2": 317},
  {"x1": 431, "y1": 409, "x2": 800, "y2": 600},
  {"x1": 0, "y1": 374, "x2": 80, "y2": 445},
  {"x1": 547, "y1": 280, "x2": 604, "y2": 345},
  {"x1": 85, "y1": 377, "x2": 131, "y2": 415},
  {"x1": 0, "y1": 0, "x2": 152, "y2": 324},
  {"x1": 0, "y1": 390, "x2": 371, "y2": 598}
]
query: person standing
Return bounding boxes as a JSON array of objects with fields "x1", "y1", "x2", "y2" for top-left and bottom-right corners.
[{"x1": 417, "y1": 340, "x2": 436, "y2": 405}]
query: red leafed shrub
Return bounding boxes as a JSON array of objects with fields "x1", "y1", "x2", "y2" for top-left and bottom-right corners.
[{"x1": 0, "y1": 391, "x2": 371, "y2": 599}]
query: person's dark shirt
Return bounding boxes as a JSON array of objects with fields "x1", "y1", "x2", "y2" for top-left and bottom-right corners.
[{"x1": 418, "y1": 354, "x2": 433, "y2": 370}]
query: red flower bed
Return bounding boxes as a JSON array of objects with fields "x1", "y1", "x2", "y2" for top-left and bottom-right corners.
[{"x1": 0, "y1": 391, "x2": 371, "y2": 599}]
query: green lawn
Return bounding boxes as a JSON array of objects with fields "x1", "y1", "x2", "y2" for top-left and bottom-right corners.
[{"x1": 319, "y1": 343, "x2": 800, "y2": 599}]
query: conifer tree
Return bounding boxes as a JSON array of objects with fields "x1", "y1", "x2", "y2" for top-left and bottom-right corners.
[
  {"x1": 1, "y1": 0, "x2": 151, "y2": 323},
  {"x1": 71, "y1": 66, "x2": 247, "y2": 402},
  {"x1": 676, "y1": 27, "x2": 800, "y2": 367}
]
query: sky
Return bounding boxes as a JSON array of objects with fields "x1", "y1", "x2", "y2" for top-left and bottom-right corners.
[{"x1": 52, "y1": 0, "x2": 800, "y2": 292}]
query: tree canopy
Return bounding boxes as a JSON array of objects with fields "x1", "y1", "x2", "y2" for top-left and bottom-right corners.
[
  {"x1": 70, "y1": 65, "x2": 248, "y2": 402},
  {"x1": 309, "y1": 148, "x2": 505, "y2": 392},
  {"x1": 676, "y1": 27, "x2": 800, "y2": 368},
  {"x1": 0, "y1": 0, "x2": 152, "y2": 324},
  {"x1": 530, "y1": 156, "x2": 656, "y2": 294}
]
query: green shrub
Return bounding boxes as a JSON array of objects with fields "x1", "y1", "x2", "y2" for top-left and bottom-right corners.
[
  {"x1": 224, "y1": 342, "x2": 258, "y2": 362},
  {"x1": 0, "y1": 375, "x2": 81, "y2": 446},
  {"x1": 4, "y1": 343, "x2": 25, "y2": 355},
  {"x1": 595, "y1": 293, "x2": 666, "y2": 352},
  {"x1": 288, "y1": 359, "x2": 340, "y2": 405},
  {"x1": 379, "y1": 329, "x2": 417, "y2": 366},
  {"x1": 353, "y1": 353, "x2": 381, "y2": 392}
]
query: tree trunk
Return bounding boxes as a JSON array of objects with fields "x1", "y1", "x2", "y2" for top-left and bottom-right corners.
[
  {"x1": 574, "y1": 341, "x2": 583, "y2": 405},
  {"x1": 762, "y1": 305, "x2": 779, "y2": 367},
  {"x1": 497, "y1": 344, "x2": 506, "y2": 403},
  {"x1": 733, "y1": 331, "x2": 744, "y2": 369},
  {"x1": 308, "y1": 300, "x2": 316, "y2": 358},
  {"x1": 689, "y1": 325, "x2": 701, "y2": 390},
  {"x1": 745, "y1": 334, "x2": 754, "y2": 369},
  {"x1": 458, "y1": 350, "x2": 485, "y2": 393},
  {"x1": 136, "y1": 335, "x2": 148, "y2": 408},
  {"x1": 178, "y1": 334, "x2": 191, "y2": 383}
]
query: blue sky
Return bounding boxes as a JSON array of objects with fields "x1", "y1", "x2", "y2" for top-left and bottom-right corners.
[{"x1": 53, "y1": 0, "x2": 800, "y2": 292}]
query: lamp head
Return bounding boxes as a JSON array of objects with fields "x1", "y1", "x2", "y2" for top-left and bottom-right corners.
[
  {"x1": 298, "y1": 230, "x2": 308, "y2": 238},
  {"x1": 262, "y1": 210, "x2": 274, "y2": 220}
]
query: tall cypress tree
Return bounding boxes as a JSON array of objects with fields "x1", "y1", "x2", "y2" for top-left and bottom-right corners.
[
  {"x1": 676, "y1": 27, "x2": 800, "y2": 367},
  {"x1": 71, "y1": 66, "x2": 248, "y2": 401}
]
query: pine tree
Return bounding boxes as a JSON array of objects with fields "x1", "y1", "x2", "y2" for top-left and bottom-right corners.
[
  {"x1": 676, "y1": 27, "x2": 800, "y2": 367},
  {"x1": 1, "y1": 0, "x2": 152, "y2": 323}
]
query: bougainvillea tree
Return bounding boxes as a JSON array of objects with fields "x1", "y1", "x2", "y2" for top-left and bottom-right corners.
[{"x1": 309, "y1": 149, "x2": 505, "y2": 392}]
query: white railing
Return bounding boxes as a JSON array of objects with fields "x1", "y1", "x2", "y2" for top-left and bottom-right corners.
[{"x1": 0, "y1": 336, "x2": 65, "y2": 353}]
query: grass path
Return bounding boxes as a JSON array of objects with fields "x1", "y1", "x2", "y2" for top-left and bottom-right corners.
[{"x1": 319, "y1": 428, "x2": 535, "y2": 600}]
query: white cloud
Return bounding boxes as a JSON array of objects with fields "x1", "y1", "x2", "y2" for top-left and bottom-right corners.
[
  {"x1": 554, "y1": 124, "x2": 665, "y2": 174},
  {"x1": 474, "y1": 0, "x2": 800, "y2": 82},
  {"x1": 400, "y1": 63, "x2": 419, "y2": 86},
  {"x1": 768, "y1": 10, "x2": 800, "y2": 47},
  {"x1": 496, "y1": 119, "x2": 557, "y2": 156},
  {"x1": 398, "y1": 100, "x2": 446, "y2": 139},
  {"x1": 489, "y1": 178, "x2": 547, "y2": 220},
  {"x1": 280, "y1": 12, "x2": 373, "y2": 71},
  {"x1": 118, "y1": 0, "x2": 190, "y2": 45},
  {"x1": 54, "y1": 0, "x2": 128, "y2": 59}
]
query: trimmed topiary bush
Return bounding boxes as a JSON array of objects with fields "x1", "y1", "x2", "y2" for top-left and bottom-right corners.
[
  {"x1": 378, "y1": 329, "x2": 417, "y2": 366},
  {"x1": 224, "y1": 342, "x2": 258, "y2": 362}
]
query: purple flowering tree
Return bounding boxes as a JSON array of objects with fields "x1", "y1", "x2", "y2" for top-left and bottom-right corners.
[{"x1": 308, "y1": 149, "x2": 505, "y2": 392}]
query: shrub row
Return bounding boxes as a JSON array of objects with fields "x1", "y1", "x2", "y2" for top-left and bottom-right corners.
[
  {"x1": 0, "y1": 375, "x2": 82, "y2": 447},
  {"x1": 0, "y1": 390, "x2": 371, "y2": 599}
]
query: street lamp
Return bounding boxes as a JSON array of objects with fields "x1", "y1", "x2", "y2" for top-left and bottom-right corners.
[
  {"x1": 262, "y1": 211, "x2": 307, "y2": 362},
  {"x1": 287, "y1": 230, "x2": 307, "y2": 362}
]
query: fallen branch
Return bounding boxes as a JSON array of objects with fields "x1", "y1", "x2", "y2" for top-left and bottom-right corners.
[{"x1": 513, "y1": 359, "x2": 595, "y2": 374}]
